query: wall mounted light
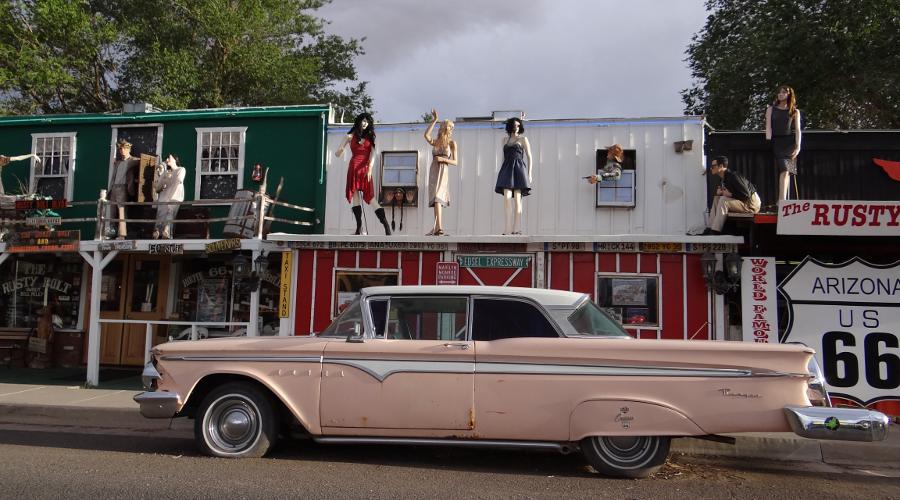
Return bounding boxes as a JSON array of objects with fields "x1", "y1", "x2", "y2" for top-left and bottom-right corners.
[{"x1": 701, "y1": 252, "x2": 742, "y2": 295}]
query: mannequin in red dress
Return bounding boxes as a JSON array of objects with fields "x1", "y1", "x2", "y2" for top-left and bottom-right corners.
[{"x1": 335, "y1": 113, "x2": 391, "y2": 235}]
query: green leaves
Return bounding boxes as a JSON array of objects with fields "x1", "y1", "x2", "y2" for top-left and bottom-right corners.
[
  {"x1": 0, "y1": 0, "x2": 372, "y2": 116},
  {"x1": 683, "y1": 0, "x2": 899, "y2": 129}
]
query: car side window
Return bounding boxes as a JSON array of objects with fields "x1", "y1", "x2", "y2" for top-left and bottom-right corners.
[
  {"x1": 386, "y1": 296, "x2": 468, "y2": 341},
  {"x1": 319, "y1": 299, "x2": 364, "y2": 337},
  {"x1": 369, "y1": 298, "x2": 387, "y2": 338},
  {"x1": 472, "y1": 299, "x2": 559, "y2": 341}
]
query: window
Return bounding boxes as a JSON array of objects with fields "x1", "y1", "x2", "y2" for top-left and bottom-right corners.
[
  {"x1": 385, "y1": 296, "x2": 467, "y2": 341},
  {"x1": 31, "y1": 133, "x2": 77, "y2": 199},
  {"x1": 595, "y1": 148, "x2": 636, "y2": 207},
  {"x1": 334, "y1": 270, "x2": 399, "y2": 317},
  {"x1": 472, "y1": 298, "x2": 559, "y2": 341},
  {"x1": 195, "y1": 127, "x2": 247, "y2": 200},
  {"x1": 320, "y1": 298, "x2": 364, "y2": 338},
  {"x1": 379, "y1": 151, "x2": 419, "y2": 207},
  {"x1": 567, "y1": 300, "x2": 630, "y2": 337},
  {"x1": 596, "y1": 274, "x2": 661, "y2": 327}
]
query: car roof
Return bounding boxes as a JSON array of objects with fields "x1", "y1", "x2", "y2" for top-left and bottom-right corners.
[{"x1": 360, "y1": 286, "x2": 587, "y2": 307}]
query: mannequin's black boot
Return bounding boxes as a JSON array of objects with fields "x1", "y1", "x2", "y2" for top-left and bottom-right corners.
[
  {"x1": 375, "y1": 208, "x2": 392, "y2": 235},
  {"x1": 352, "y1": 205, "x2": 363, "y2": 235}
]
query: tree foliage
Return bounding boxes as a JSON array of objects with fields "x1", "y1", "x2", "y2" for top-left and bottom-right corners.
[
  {"x1": 683, "y1": 0, "x2": 900, "y2": 130},
  {"x1": 0, "y1": 0, "x2": 371, "y2": 117}
]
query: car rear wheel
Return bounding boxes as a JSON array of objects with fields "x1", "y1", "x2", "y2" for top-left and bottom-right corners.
[
  {"x1": 195, "y1": 382, "x2": 278, "y2": 458},
  {"x1": 581, "y1": 435, "x2": 670, "y2": 478}
]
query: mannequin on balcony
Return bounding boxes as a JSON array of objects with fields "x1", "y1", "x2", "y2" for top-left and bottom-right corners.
[
  {"x1": 336, "y1": 113, "x2": 392, "y2": 235},
  {"x1": 108, "y1": 139, "x2": 139, "y2": 239},
  {"x1": 494, "y1": 117, "x2": 533, "y2": 235},
  {"x1": 765, "y1": 85, "x2": 802, "y2": 202},
  {"x1": 153, "y1": 154, "x2": 186, "y2": 239},
  {"x1": 423, "y1": 108, "x2": 458, "y2": 236}
]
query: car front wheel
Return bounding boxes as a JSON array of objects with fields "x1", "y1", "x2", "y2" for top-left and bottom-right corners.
[
  {"x1": 195, "y1": 382, "x2": 278, "y2": 458},
  {"x1": 581, "y1": 435, "x2": 670, "y2": 478}
]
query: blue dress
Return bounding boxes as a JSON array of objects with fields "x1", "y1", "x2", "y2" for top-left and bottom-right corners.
[{"x1": 495, "y1": 142, "x2": 531, "y2": 196}]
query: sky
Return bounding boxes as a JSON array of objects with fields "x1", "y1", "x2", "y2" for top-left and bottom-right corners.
[{"x1": 317, "y1": 0, "x2": 710, "y2": 123}]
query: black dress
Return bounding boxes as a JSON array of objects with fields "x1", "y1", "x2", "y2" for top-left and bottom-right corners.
[
  {"x1": 770, "y1": 106, "x2": 798, "y2": 174},
  {"x1": 495, "y1": 142, "x2": 531, "y2": 196}
]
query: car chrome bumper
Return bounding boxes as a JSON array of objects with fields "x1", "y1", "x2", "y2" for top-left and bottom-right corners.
[
  {"x1": 784, "y1": 406, "x2": 890, "y2": 442},
  {"x1": 134, "y1": 391, "x2": 181, "y2": 419}
]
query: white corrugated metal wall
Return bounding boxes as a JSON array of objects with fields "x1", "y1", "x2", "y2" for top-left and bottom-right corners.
[{"x1": 324, "y1": 117, "x2": 707, "y2": 236}]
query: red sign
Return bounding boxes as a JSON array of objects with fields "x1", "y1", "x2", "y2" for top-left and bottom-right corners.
[
  {"x1": 15, "y1": 199, "x2": 68, "y2": 210},
  {"x1": 436, "y1": 262, "x2": 459, "y2": 285},
  {"x1": 777, "y1": 200, "x2": 900, "y2": 236}
]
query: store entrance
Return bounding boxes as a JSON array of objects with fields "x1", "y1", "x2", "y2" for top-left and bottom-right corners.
[{"x1": 97, "y1": 254, "x2": 170, "y2": 366}]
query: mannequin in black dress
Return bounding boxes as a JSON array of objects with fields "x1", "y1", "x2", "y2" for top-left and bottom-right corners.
[
  {"x1": 494, "y1": 118, "x2": 533, "y2": 235},
  {"x1": 765, "y1": 85, "x2": 802, "y2": 202}
]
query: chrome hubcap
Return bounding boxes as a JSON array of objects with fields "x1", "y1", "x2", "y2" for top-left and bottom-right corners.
[{"x1": 204, "y1": 395, "x2": 261, "y2": 454}]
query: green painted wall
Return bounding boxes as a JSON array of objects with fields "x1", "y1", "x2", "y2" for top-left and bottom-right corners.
[{"x1": 0, "y1": 107, "x2": 328, "y2": 237}]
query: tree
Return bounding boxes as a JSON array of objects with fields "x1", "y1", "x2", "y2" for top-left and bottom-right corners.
[
  {"x1": 683, "y1": 0, "x2": 900, "y2": 130},
  {"x1": 0, "y1": 0, "x2": 121, "y2": 114},
  {"x1": 0, "y1": 0, "x2": 372, "y2": 117}
]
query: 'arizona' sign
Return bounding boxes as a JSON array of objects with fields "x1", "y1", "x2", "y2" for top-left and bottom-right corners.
[
  {"x1": 779, "y1": 257, "x2": 899, "y2": 406},
  {"x1": 777, "y1": 200, "x2": 899, "y2": 236}
]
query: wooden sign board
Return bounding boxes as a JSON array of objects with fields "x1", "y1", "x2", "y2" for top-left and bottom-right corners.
[
  {"x1": 15, "y1": 199, "x2": 68, "y2": 210},
  {"x1": 99, "y1": 240, "x2": 136, "y2": 251},
  {"x1": 206, "y1": 238, "x2": 242, "y2": 254},
  {"x1": 7, "y1": 230, "x2": 80, "y2": 253},
  {"x1": 25, "y1": 216, "x2": 62, "y2": 226},
  {"x1": 279, "y1": 251, "x2": 292, "y2": 318},
  {"x1": 137, "y1": 154, "x2": 159, "y2": 203},
  {"x1": 148, "y1": 243, "x2": 184, "y2": 255}
]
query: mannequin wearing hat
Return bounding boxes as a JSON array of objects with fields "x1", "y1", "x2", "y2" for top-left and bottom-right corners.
[
  {"x1": 586, "y1": 145, "x2": 624, "y2": 184},
  {"x1": 108, "y1": 139, "x2": 139, "y2": 239},
  {"x1": 153, "y1": 154, "x2": 186, "y2": 239}
]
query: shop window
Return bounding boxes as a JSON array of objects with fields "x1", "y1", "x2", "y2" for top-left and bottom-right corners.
[
  {"x1": 472, "y1": 298, "x2": 559, "y2": 340},
  {"x1": 379, "y1": 151, "x2": 419, "y2": 207},
  {"x1": 30, "y1": 132, "x2": 77, "y2": 200},
  {"x1": 334, "y1": 270, "x2": 399, "y2": 317},
  {"x1": 0, "y1": 257, "x2": 83, "y2": 330},
  {"x1": 596, "y1": 274, "x2": 661, "y2": 327},
  {"x1": 195, "y1": 127, "x2": 246, "y2": 200},
  {"x1": 595, "y1": 148, "x2": 636, "y2": 207}
]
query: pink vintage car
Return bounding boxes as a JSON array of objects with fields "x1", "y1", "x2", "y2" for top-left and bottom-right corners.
[{"x1": 135, "y1": 286, "x2": 890, "y2": 478}]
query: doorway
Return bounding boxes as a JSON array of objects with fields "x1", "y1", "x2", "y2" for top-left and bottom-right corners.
[{"x1": 96, "y1": 254, "x2": 170, "y2": 366}]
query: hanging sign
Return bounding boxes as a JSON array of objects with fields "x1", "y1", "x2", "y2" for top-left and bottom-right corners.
[
  {"x1": 779, "y1": 257, "x2": 899, "y2": 406},
  {"x1": 777, "y1": 200, "x2": 900, "y2": 236},
  {"x1": 148, "y1": 243, "x2": 184, "y2": 255},
  {"x1": 6, "y1": 230, "x2": 79, "y2": 253},
  {"x1": 741, "y1": 257, "x2": 778, "y2": 343},
  {"x1": 98, "y1": 240, "x2": 136, "y2": 251},
  {"x1": 457, "y1": 255, "x2": 531, "y2": 268},
  {"x1": 25, "y1": 216, "x2": 61, "y2": 227},
  {"x1": 206, "y1": 238, "x2": 242, "y2": 253},
  {"x1": 279, "y1": 251, "x2": 292, "y2": 318},
  {"x1": 436, "y1": 262, "x2": 459, "y2": 285},
  {"x1": 15, "y1": 199, "x2": 67, "y2": 210}
]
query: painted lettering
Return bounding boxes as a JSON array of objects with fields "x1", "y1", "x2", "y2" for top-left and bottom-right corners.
[
  {"x1": 851, "y1": 204, "x2": 867, "y2": 226},
  {"x1": 811, "y1": 204, "x2": 830, "y2": 225}
]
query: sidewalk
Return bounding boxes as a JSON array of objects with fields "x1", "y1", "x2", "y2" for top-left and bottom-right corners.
[{"x1": 0, "y1": 373, "x2": 897, "y2": 469}]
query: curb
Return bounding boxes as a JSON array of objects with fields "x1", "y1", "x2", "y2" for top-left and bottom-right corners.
[{"x1": 0, "y1": 403, "x2": 192, "y2": 437}]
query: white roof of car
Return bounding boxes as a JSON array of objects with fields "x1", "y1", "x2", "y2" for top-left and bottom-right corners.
[{"x1": 361, "y1": 286, "x2": 587, "y2": 307}]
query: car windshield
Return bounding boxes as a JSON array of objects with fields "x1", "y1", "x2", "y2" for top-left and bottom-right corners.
[
  {"x1": 567, "y1": 300, "x2": 630, "y2": 337},
  {"x1": 319, "y1": 298, "x2": 364, "y2": 337}
]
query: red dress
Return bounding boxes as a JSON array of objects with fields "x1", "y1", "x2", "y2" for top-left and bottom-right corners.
[{"x1": 345, "y1": 137, "x2": 374, "y2": 203}]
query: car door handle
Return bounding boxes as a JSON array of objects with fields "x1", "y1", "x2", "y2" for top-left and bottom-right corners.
[{"x1": 442, "y1": 343, "x2": 470, "y2": 350}]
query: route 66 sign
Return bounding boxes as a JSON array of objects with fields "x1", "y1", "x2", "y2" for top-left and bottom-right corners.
[{"x1": 779, "y1": 257, "x2": 899, "y2": 406}]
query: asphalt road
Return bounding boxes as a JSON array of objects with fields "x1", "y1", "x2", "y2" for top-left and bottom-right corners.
[{"x1": 0, "y1": 424, "x2": 897, "y2": 500}]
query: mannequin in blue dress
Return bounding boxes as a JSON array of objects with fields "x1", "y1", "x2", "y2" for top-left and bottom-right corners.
[{"x1": 494, "y1": 117, "x2": 533, "y2": 235}]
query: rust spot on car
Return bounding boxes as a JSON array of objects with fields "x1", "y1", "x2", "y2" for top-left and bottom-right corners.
[
  {"x1": 468, "y1": 407, "x2": 476, "y2": 429},
  {"x1": 487, "y1": 410, "x2": 506, "y2": 415},
  {"x1": 361, "y1": 416, "x2": 368, "y2": 425}
]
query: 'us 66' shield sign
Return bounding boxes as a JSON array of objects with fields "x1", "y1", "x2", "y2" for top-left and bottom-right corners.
[{"x1": 779, "y1": 257, "x2": 899, "y2": 406}]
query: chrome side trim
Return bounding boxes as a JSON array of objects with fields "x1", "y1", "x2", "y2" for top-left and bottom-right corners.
[
  {"x1": 134, "y1": 391, "x2": 181, "y2": 419},
  {"x1": 325, "y1": 358, "x2": 475, "y2": 382},
  {"x1": 160, "y1": 355, "x2": 323, "y2": 363},
  {"x1": 784, "y1": 406, "x2": 890, "y2": 442},
  {"x1": 314, "y1": 436, "x2": 574, "y2": 453},
  {"x1": 476, "y1": 362, "x2": 755, "y2": 378}
]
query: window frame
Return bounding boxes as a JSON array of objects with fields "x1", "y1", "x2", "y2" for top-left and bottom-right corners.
[
  {"x1": 471, "y1": 295, "x2": 563, "y2": 340},
  {"x1": 194, "y1": 126, "x2": 248, "y2": 201},
  {"x1": 595, "y1": 272, "x2": 663, "y2": 330},
  {"x1": 30, "y1": 132, "x2": 77, "y2": 200},
  {"x1": 382, "y1": 294, "x2": 471, "y2": 341},
  {"x1": 333, "y1": 268, "x2": 401, "y2": 318},
  {"x1": 379, "y1": 150, "x2": 419, "y2": 207},
  {"x1": 595, "y1": 148, "x2": 637, "y2": 208}
]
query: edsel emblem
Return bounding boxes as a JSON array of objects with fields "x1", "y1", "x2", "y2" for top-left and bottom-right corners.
[{"x1": 718, "y1": 388, "x2": 761, "y2": 399}]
